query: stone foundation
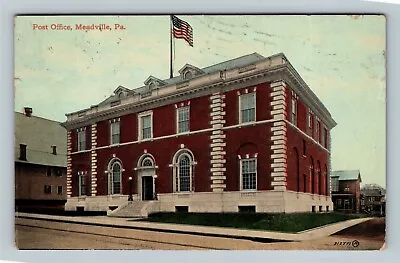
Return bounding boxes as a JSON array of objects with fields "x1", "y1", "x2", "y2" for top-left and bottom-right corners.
[{"x1": 65, "y1": 190, "x2": 333, "y2": 214}]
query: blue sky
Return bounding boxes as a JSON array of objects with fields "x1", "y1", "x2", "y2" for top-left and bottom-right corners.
[{"x1": 14, "y1": 15, "x2": 386, "y2": 187}]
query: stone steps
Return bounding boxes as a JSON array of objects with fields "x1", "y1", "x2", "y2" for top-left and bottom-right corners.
[{"x1": 108, "y1": 201, "x2": 157, "y2": 218}]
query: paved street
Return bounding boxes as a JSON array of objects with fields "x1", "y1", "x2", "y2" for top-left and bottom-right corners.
[{"x1": 15, "y1": 217, "x2": 384, "y2": 250}]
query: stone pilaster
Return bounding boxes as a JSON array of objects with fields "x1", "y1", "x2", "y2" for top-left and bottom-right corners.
[
  {"x1": 327, "y1": 132, "x2": 332, "y2": 196},
  {"x1": 209, "y1": 92, "x2": 226, "y2": 192},
  {"x1": 66, "y1": 130, "x2": 72, "y2": 197},
  {"x1": 270, "y1": 81, "x2": 288, "y2": 190},
  {"x1": 91, "y1": 123, "x2": 98, "y2": 196}
]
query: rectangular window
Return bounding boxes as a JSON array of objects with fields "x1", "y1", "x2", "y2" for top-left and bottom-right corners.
[
  {"x1": 321, "y1": 126, "x2": 326, "y2": 147},
  {"x1": 240, "y1": 93, "x2": 256, "y2": 124},
  {"x1": 316, "y1": 121, "x2": 321, "y2": 142},
  {"x1": 52, "y1": 145, "x2": 57, "y2": 155},
  {"x1": 44, "y1": 185, "x2": 52, "y2": 194},
  {"x1": 46, "y1": 167, "x2": 52, "y2": 176},
  {"x1": 302, "y1": 139, "x2": 306, "y2": 156},
  {"x1": 308, "y1": 112, "x2": 314, "y2": 136},
  {"x1": 141, "y1": 115, "x2": 152, "y2": 139},
  {"x1": 241, "y1": 159, "x2": 257, "y2": 190},
  {"x1": 19, "y1": 144, "x2": 27, "y2": 161},
  {"x1": 79, "y1": 174, "x2": 86, "y2": 196},
  {"x1": 291, "y1": 96, "x2": 297, "y2": 126},
  {"x1": 324, "y1": 128, "x2": 328, "y2": 148},
  {"x1": 57, "y1": 186, "x2": 63, "y2": 195},
  {"x1": 110, "y1": 121, "x2": 120, "y2": 145},
  {"x1": 177, "y1": 106, "x2": 190, "y2": 133},
  {"x1": 138, "y1": 112, "x2": 153, "y2": 140},
  {"x1": 77, "y1": 130, "x2": 86, "y2": 151}
]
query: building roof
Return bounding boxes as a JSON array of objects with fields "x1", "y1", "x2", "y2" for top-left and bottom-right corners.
[
  {"x1": 64, "y1": 52, "x2": 336, "y2": 131},
  {"x1": 97, "y1": 52, "x2": 266, "y2": 106},
  {"x1": 331, "y1": 170, "x2": 362, "y2": 182},
  {"x1": 15, "y1": 112, "x2": 67, "y2": 167}
]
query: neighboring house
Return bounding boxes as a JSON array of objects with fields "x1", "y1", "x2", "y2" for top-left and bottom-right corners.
[
  {"x1": 361, "y1": 184, "x2": 386, "y2": 216},
  {"x1": 62, "y1": 52, "x2": 337, "y2": 216},
  {"x1": 330, "y1": 170, "x2": 362, "y2": 213},
  {"x1": 15, "y1": 108, "x2": 67, "y2": 212}
]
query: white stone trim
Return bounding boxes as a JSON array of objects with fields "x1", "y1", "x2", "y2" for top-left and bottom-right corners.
[
  {"x1": 238, "y1": 91, "x2": 256, "y2": 125},
  {"x1": 137, "y1": 110, "x2": 154, "y2": 142},
  {"x1": 270, "y1": 100, "x2": 285, "y2": 106},
  {"x1": 270, "y1": 90, "x2": 285, "y2": 97}
]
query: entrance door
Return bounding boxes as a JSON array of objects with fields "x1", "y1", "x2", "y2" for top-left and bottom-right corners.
[{"x1": 142, "y1": 176, "x2": 154, "y2": 201}]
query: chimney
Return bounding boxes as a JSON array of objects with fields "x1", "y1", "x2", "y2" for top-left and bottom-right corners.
[{"x1": 24, "y1": 107, "x2": 33, "y2": 117}]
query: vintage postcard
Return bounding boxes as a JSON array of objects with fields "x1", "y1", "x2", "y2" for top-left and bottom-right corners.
[{"x1": 14, "y1": 15, "x2": 386, "y2": 250}]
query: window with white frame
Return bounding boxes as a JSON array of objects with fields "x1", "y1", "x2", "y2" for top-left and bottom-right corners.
[
  {"x1": 239, "y1": 93, "x2": 256, "y2": 124},
  {"x1": 142, "y1": 157, "x2": 154, "y2": 167},
  {"x1": 138, "y1": 112, "x2": 153, "y2": 140},
  {"x1": 321, "y1": 126, "x2": 326, "y2": 147},
  {"x1": 316, "y1": 120, "x2": 320, "y2": 142},
  {"x1": 111, "y1": 162, "x2": 121, "y2": 194},
  {"x1": 177, "y1": 106, "x2": 190, "y2": 133},
  {"x1": 240, "y1": 158, "x2": 257, "y2": 190},
  {"x1": 173, "y1": 150, "x2": 194, "y2": 192},
  {"x1": 110, "y1": 121, "x2": 120, "y2": 145},
  {"x1": 77, "y1": 129, "x2": 86, "y2": 151},
  {"x1": 291, "y1": 96, "x2": 297, "y2": 126},
  {"x1": 79, "y1": 174, "x2": 86, "y2": 196},
  {"x1": 308, "y1": 112, "x2": 314, "y2": 136},
  {"x1": 179, "y1": 155, "x2": 191, "y2": 191}
]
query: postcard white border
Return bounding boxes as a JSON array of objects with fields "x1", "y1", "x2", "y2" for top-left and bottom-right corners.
[{"x1": 1, "y1": 0, "x2": 399, "y2": 263}]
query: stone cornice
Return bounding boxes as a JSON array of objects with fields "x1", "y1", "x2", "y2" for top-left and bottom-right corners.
[
  {"x1": 62, "y1": 55, "x2": 336, "y2": 131},
  {"x1": 62, "y1": 64, "x2": 287, "y2": 130},
  {"x1": 282, "y1": 66, "x2": 337, "y2": 130}
]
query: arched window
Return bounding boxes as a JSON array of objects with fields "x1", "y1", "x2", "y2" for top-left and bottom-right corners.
[
  {"x1": 108, "y1": 159, "x2": 123, "y2": 195},
  {"x1": 111, "y1": 162, "x2": 121, "y2": 194},
  {"x1": 172, "y1": 149, "x2": 195, "y2": 192},
  {"x1": 310, "y1": 157, "x2": 315, "y2": 194},
  {"x1": 294, "y1": 148, "x2": 300, "y2": 192},
  {"x1": 142, "y1": 157, "x2": 154, "y2": 167},
  {"x1": 317, "y1": 161, "x2": 322, "y2": 195},
  {"x1": 325, "y1": 165, "x2": 329, "y2": 195},
  {"x1": 184, "y1": 71, "x2": 193, "y2": 80}
]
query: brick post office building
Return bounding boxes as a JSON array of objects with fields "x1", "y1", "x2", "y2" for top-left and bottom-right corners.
[{"x1": 63, "y1": 53, "x2": 337, "y2": 216}]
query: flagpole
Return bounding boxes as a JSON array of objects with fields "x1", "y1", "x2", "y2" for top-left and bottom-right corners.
[{"x1": 170, "y1": 15, "x2": 173, "y2": 79}]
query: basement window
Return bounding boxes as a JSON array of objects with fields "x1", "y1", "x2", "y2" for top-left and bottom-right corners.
[
  {"x1": 238, "y1": 206, "x2": 256, "y2": 213},
  {"x1": 109, "y1": 206, "x2": 118, "y2": 211},
  {"x1": 175, "y1": 206, "x2": 189, "y2": 213}
]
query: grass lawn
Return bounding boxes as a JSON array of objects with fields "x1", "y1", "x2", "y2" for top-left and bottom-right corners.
[{"x1": 142, "y1": 212, "x2": 364, "y2": 233}]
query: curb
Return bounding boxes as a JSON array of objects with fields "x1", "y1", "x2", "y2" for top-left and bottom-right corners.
[{"x1": 16, "y1": 214, "x2": 289, "y2": 244}]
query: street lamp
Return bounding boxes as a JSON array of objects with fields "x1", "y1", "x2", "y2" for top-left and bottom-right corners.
[{"x1": 128, "y1": 176, "x2": 133, "y2": 201}]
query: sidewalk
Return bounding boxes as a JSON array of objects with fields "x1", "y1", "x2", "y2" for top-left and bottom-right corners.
[{"x1": 15, "y1": 212, "x2": 372, "y2": 242}]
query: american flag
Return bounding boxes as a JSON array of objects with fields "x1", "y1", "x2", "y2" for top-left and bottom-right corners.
[{"x1": 171, "y1": 15, "x2": 193, "y2": 47}]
